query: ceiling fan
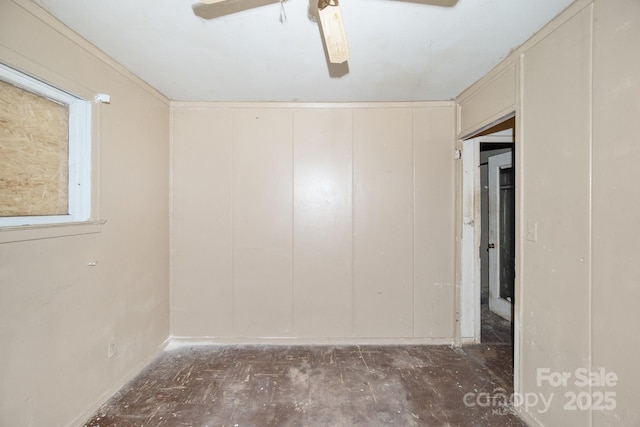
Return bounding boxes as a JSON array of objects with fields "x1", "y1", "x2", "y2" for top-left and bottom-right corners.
[
  {"x1": 195, "y1": 0, "x2": 350, "y2": 64},
  {"x1": 194, "y1": 0, "x2": 457, "y2": 65}
]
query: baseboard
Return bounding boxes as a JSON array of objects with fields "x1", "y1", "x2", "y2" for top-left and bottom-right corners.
[
  {"x1": 167, "y1": 336, "x2": 455, "y2": 349},
  {"x1": 68, "y1": 337, "x2": 171, "y2": 427},
  {"x1": 460, "y1": 336, "x2": 481, "y2": 345}
]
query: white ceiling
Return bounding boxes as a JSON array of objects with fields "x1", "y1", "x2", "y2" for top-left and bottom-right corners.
[{"x1": 32, "y1": 0, "x2": 574, "y2": 102}]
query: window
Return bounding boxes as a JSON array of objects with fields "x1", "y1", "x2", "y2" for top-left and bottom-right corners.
[{"x1": 0, "y1": 63, "x2": 91, "y2": 227}]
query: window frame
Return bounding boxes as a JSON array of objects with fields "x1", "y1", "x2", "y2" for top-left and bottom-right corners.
[{"x1": 0, "y1": 63, "x2": 92, "y2": 227}]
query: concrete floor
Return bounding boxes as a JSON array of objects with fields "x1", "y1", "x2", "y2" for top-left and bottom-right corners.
[
  {"x1": 481, "y1": 304, "x2": 513, "y2": 345},
  {"x1": 480, "y1": 276, "x2": 513, "y2": 346},
  {"x1": 84, "y1": 344, "x2": 525, "y2": 426}
]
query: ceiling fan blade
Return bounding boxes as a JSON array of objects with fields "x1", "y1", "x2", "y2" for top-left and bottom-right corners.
[
  {"x1": 387, "y1": 0, "x2": 458, "y2": 5},
  {"x1": 193, "y1": 0, "x2": 280, "y2": 19}
]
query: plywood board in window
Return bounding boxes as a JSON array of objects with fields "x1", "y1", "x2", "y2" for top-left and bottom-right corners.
[{"x1": 0, "y1": 79, "x2": 69, "y2": 217}]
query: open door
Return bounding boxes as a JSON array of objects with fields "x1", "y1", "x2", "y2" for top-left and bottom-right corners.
[{"x1": 488, "y1": 151, "x2": 514, "y2": 321}]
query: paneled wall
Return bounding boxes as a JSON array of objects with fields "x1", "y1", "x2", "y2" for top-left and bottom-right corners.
[
  {"x1": 171, "y1": 103, "x2": 455, "y2": 342},
  {"x1": 519, "y1": 5, "x2": 593, "y2": 426},
  {"x1": 353, "y1": 108, "x2": 414, "y2": 337},
  {"x1": 456, "y1": 0, "x2": 640, "y2": 425},
  {"x1": 591, "y1": 0, "x2": 640, "y2": 424},
  {"x1": 293, "y1": 109, "x2": 353, "y2": 336}
]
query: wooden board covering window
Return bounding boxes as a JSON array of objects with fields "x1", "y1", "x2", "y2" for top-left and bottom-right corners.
[{"x1": 0, "y1": 79, "x2": 69, "y2": 217}]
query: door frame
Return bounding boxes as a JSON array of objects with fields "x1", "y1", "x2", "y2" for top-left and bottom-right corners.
[{"x1": 459, "y1": 134, "x2": 513, "y2": 344}]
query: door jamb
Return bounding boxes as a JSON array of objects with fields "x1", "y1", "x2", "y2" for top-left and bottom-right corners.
[{"x1": 460, "y1": 134, "x2": 513, "y2": 345}]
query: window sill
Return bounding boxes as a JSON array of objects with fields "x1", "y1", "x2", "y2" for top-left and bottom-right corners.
[{"x1": 0, "y1": 220, "x2": 106, "y2": 244}]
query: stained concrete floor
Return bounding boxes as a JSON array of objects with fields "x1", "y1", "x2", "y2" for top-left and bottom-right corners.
[
  {"x1": 84, "y1": 344, "x2": 525, "y2": 427},
  {"x1": 480, "y1": 279, "x2": 513, "y2": 346},
  {"x1": 481, "y1": 304, "x2": 513, "y2": 345}
]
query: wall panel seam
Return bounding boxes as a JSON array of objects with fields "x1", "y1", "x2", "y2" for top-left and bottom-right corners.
[
  {"x1": 230, "y1": 108, "x2": 235, "y2": 335},
  {"x1": 351, "y1": 109, "x2": 356, "y2": 337},
  {"x1": 291, "y1": 108, "x2": 295, "y2": 336},
  {"x1": 412, "y1": 108, "x2": 417, "y2": 337},
  {"x1": 587, "y1": 5, "x2": 594, "y2": 426}
]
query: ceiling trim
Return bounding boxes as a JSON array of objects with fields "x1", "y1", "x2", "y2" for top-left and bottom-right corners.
[{"x1": 170, "y1": 100, "x2": 456, "y2": 109}]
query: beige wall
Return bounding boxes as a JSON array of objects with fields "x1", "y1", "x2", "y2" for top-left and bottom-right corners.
[
  {"x1": 520, "y1": 5, "x2": 592, "y2": 425},
  {"x1": 171, "y1": 103, "x2": 456, "y2": 342},
  {"x1": 591, "y1": 0, "x2": 640, "y2": 424},
  {"x1": 456, "y1": 0, "x2": 639, "y2": 424},
  {"x1": 0, "y1": 2, "x2": 170, "y2": 426}
]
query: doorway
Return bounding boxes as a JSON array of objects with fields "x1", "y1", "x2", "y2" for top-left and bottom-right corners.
[{"x1": 459, "y1": 115, "x2": 517, "y2": 342}]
